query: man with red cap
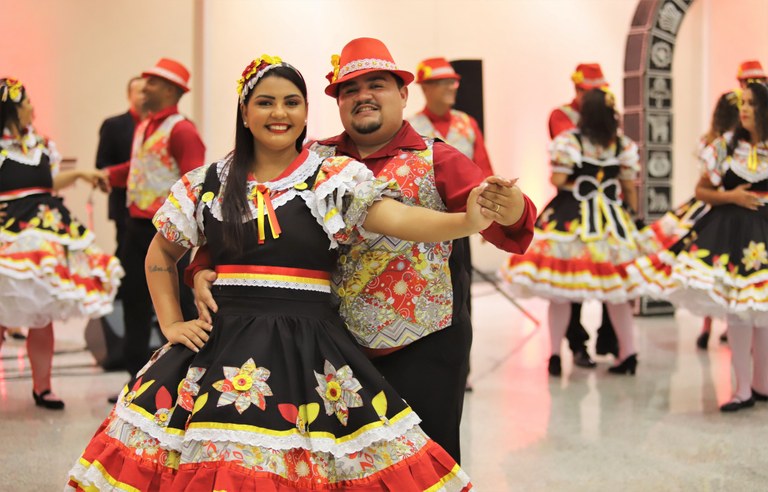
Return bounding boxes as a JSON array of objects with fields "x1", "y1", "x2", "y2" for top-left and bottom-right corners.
[
  {"x1": 318, "y1": 38, "x2": 535, "y2": 463},
  {"x1": 409, "y1": 57, "x2": 494, "y2": 177},
  {"x1": 409, "y1": 57, "x2": 495, "y2": 391},
  {"x1": 105, "y1": 58, "x2": 205, "y2": 394},
  {"x1": 188, "y1": 38, "x2": 535, "y2": 463},
  {"x1": 547, "y1": 63, "x2": 618, "y2": 371},
  {"x1": 736, "y1": 60, "x2": 767, "y2": 89}
]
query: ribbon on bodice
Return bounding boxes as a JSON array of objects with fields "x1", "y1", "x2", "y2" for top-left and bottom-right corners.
[
  {"x1": 572, "y1": 172, "x2": 633, "y2": 244},
  {"x1": 748, "y1": 145, "x2": 759, "y2": 172},
  {"x1": 249, "y1": 183, "x2": 282, "y2": 244}
]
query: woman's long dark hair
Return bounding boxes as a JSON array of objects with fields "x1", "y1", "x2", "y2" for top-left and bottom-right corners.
[
  {"x1": 728, "y1": 82, "x2": 768, "y2": 156},
  {"x1": 0, "y1": 78, "x2": 26, "y2": 133},
  {"x1": 703, "y1": 90, "x2": 739, "y2": 145},
  {"x1": 578, "y1": 88, "x2": 618, "y2": 148},
  {"x1": 220, "y1": 65, "x2": 308, "y2": 257}
]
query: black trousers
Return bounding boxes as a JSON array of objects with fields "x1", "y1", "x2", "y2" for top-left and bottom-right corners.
[
  {"x1": 112, "y1": 213, "x2": 127, "y2": 300},
  {"x1": 121, "y1": 218, "x2": 195, "y2": 377},
  {"x1": 566, "y1": 303, "x2": 616, "y2": 353},
  {"x1": 371, "y1": 310, "x2": 472, "y2": 465}
]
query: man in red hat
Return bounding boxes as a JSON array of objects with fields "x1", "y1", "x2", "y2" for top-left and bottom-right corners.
[
  {"x1": 547, "y1": 63, "x2": 617, "y2": 370},
  {"x1": 409, "y1": 57, "x2": 493, "y2": 177},
  {"x1": 188, "y1": 38, "x2": 535, "y2": 463},
  {"x1": 736, "y1": 60, "x2": 767, "y2": 89},
  {"x1": 95, "y1": 77, "x2": 146, "y2": 280},
  {"x1": 105, "y1": 58, "x2": 205, "y2": 395},
  {"x1": 409, "y1": 57, "x2": 494, "y2": 392},
  {"x1": 319, "y1": 38, "x2": 535, "y2": 463}
]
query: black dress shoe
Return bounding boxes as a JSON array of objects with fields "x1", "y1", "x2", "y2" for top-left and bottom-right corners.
[
  {"x1": 696, "y1": 331, "x2": 710, "y2": 350},
  {"x1": 107, "y1": 393, "x2": 120, "y2": 404},
  {"x1": 608, "y1": 354, "x2": 638, "y2": 375},
  {"x1": 720, "y1": 396, "x2": 755, "y2": 412},
  {"x1": 573, "y1": 349, "x2": 597, "y2": 368},
  {"x1": 33, "y1": 390, "x2": 65, "y2": 410},
  {"x1": 752, "y1": 388, "x2": 768, "y2": 402},
  {"x1": 548, "y1": 355, "x2": 562, "y2": 376}
]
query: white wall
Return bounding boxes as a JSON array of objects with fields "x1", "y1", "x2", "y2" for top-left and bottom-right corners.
[
  {"x1": 1, "y1": 0, "x2": 198, "y2": 254},
  {"x1": 4, "y1": 0, "x2": 768, "y2": 270}
]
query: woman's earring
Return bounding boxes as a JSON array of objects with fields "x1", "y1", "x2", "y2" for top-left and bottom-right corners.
[{"x1": 243, "y1": 121, "x2": 248, "y2": 128}]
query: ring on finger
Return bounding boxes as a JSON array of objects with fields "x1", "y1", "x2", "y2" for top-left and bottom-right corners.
[{"x1": 494, "y1": 203, "x2": 501, "y2": 213}]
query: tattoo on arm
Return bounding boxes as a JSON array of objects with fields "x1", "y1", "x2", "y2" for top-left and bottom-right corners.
[{"x1": 148, "y1": 264, "x2": 176, "y2": 274}]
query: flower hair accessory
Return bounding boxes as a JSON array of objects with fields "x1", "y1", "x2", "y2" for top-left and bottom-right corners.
[
  {"x1": 237, "y1": 54, "x2": 284, "y2": 104},
  {"x1": 727, "y1": 88, "x2": 743, "y2": 109},
  {"x1": 0, "y1": 78, "x2": 24, "y2": 104},
  {"x1": 601, "y1": 87, "x2": 616, "y2": 108}
]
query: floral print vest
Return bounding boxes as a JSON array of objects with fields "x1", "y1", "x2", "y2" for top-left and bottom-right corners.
[
  {"x1": 409, "y1": 110, "x2": 475, "y2": 160},
  {"x1": 127, "y1": 114, "x2": 185, "y2": 216},
  {"x1": 311, "y1": 140, "x2": 454, "y2": 349}
]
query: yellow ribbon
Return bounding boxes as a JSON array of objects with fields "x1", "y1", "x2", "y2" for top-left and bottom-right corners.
[
  {"x1": 251, "y1": 184, "x2": 281, "y2": 244},
  {"x1": 748, "y1": 145, "x2": 759, "y2": 172}
]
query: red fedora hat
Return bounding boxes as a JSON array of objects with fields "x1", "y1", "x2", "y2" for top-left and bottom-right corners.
[
  {"x1": 142, "y1": 58, "x2": 191, "y2": 93},
  {"x1": 416, "y1": 57, "x2": 461, "y2": 84},
  {"x1": 325, "y1": 37, "x2": 414, "y2": 97},
  {"x1": 571, "y1": 63, "x2": 608, "y2": 90},
  {"x1": 737, "y1": 60, "x2": 767, "y2": 81}
]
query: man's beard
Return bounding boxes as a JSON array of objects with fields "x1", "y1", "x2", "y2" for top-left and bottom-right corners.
[{"x1": 351, "y1": 117, "x2": 382, "y2": 135}]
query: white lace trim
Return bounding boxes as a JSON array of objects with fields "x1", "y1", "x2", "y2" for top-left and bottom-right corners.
[
  {"x1": 107, "y1": 399, "x2": 422, "y2": 460},
  {"x1": 551, "y1": 131, "x2": 639, "y2": 175},
  {"x1": 0, "y1": 226, "x2": 95, "y2": 251},
  {"x1": 728, "y1": 142, "x2": 768, "y2": 183},
  {"x1": 184, "y1": 410, "x2": 421, "y2": 458},
  {"x1": 312, "y1": 158, "x2": 378, "y2": 248},
  {"x1": 549, "y1": 133, "x2": 582, "y2": 167},
  {"x1": 208, "y1": 151, "x2": 324, "y2": 223},
  {"x1": 113, "y1": 403, "x2": 185, "y2": 451},
  {"x1": 214, "y1": 277, "x2": 331, "y2": 292},
  {"x1": 338, "y1": 58, "x2": 398, "y2": 79},
  {"x1": 153, "y1": 163, "x2": 216, "y2": 248}
]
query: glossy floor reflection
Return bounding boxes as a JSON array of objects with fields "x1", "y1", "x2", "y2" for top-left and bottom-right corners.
[{"x1": 1, "y1": 280, "x2": 767, "y2": 490}]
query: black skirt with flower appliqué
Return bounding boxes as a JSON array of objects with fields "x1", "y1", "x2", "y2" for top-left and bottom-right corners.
[{"x1": 67, "y1": 289, "x2": 471, "y2": 491}]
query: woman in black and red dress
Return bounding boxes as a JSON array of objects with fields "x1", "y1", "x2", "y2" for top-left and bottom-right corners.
[
  {"x1": 66, "y1": 56, "x2": 488, "y2": 490},
  {"x1": 628, "y1": 83, "x2": 768, "y2": 412},
  {"x1": 0, "y1": 78, "x2": 122, "y2": 409}
]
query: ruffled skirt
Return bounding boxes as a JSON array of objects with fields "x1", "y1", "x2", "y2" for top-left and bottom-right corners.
[
  {"x1": 626, "y1": 204, "x2": 768, "y2": 323},
  {"x1": 0, "y1": 193, "x2": 123, "y2": 327},
  {"x1": 66, "y1": 291, "x2": 472, "y2": 491},
  {"x1": 500, "y1": 191, "x2": 673, "y2": 303}
]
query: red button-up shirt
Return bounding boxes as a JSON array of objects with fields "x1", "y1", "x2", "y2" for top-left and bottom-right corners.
[{"x1": 548, "y1": 98, "x2": 580, "y2": 139}]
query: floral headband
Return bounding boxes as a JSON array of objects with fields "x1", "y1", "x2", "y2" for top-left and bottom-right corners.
[
  {"x1": 0, "y1": 78, "x2": 24, "y2": 104},
  {"x1": 237, "y1": 55, "x2": 303, "y2": 104},
  {"x1": 599, "y1": 87, "x2": 616, "y2": 108}
]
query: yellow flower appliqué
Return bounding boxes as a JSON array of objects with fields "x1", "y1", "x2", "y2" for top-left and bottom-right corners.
[
  {"x1": 232, "y1": 372, "x2": 254, "y2": 391},
  {"x1": 741, "y1": 241, "x2": 768, "y2": 271},
  {"x1": 325, "y1": 381, "x2": 342, "y2": 401},
  {"x1": 314, "y1": 361, "x2": 363, "y2": 426}
]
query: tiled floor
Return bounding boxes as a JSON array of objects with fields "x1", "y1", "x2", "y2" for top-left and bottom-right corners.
[{"x1": 1, "y1": 280, "x2": 767, "y2": 491}]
